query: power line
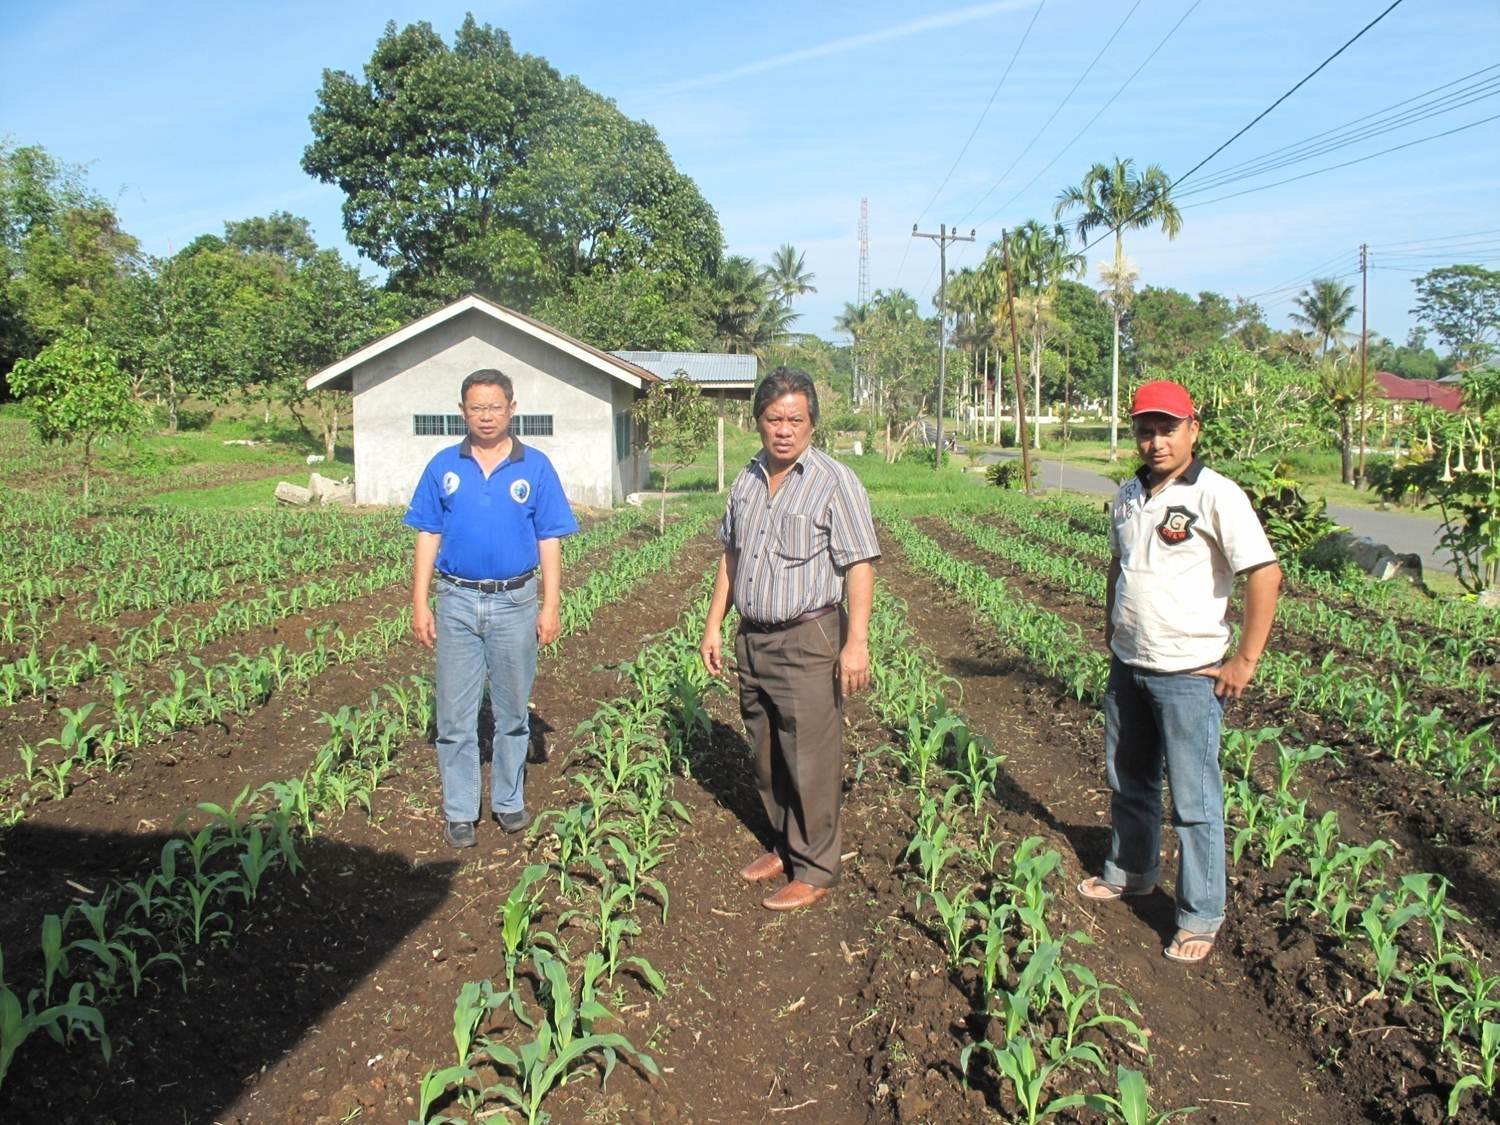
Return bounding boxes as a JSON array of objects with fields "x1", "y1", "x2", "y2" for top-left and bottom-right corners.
[
  {"x1": 980, "y1": 0, "x2": 1204, "y2": 228},
  {"x1": 1169, "y1": 0, "x2": 1407, "y2": 191},
  {"x1": 956, "y1": 0, "x2": 1144, "y2": 226},
  {"x1": 1242, "y1": 249, "x2": 1361, "y2": 299},
  {"x1": 1370, "y1": 225, "x2": 1500, "y2": 250},
  {"x1": 1177, "y1": 70, "x2": 1500, "y2": 197},
  {"x1": 913, "y1": 0, "x2": 1047, "y2": 226},
  {"x1": 1180, "y1": 63, "x2": 1499, "y2": 191},
  {"x1": 1077, "y1": 0, "x2": 1411, "y2": 255},
  {"x1": 1177, "y1": 111, "x2": 1500, "y2": 210}
]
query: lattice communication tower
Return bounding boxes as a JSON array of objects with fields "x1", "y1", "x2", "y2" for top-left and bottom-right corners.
[{"x1": 856, "y1": 197, "x2": 870, "y2": 308}]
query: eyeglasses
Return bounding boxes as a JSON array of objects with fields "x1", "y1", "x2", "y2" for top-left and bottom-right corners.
[{"x1": 464, "y1": 403, "x2": 512, "y2": 416}]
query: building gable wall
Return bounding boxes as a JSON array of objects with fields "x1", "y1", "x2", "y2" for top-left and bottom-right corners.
[{"x1": 350, "y1": 308, "x2": 621, "y2": 509}]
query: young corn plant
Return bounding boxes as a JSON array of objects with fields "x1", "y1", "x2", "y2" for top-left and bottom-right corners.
[
  {"x1": 473, "y1": 949, "x2": 659, "y2": 1125},
  {"x1": 1448, "y1": 1020, "x2": 1499, "y2": 1118},
  {"x1": 1083, "y1": 1064, "x2": 1198, "y2": 1123}
]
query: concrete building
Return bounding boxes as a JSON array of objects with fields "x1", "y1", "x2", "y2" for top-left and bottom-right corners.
[{"x1": 305, "y1": 294, "x2": 658, "y2": 509}]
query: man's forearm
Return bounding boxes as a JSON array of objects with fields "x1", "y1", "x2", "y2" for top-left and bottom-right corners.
[
  {"x1": 538, "y1": 538, "x2": 562, "y2": 608},
  {"x1": 844, "y1": 560, "x2": 874, "y2": 642},
  {"x1": 705, "y1": 552, "x2": 735, "y2": 632},
  {"x1": 412, "y1": 532, "x2": 440, "y2": 607},
  {"x1": 1236, "y1": 562, "x2": 1282, "y2": 663}
]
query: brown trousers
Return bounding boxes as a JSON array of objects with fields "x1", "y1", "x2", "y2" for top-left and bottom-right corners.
[{"x1": 735, "y1": 613, "x2": 844, "y2": 887}]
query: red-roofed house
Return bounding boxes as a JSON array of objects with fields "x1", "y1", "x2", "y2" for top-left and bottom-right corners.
[{"x1": 1372, "y1": 371, "x2": 1463, "y2": 417}]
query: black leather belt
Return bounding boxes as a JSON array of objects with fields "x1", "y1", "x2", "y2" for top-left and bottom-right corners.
[
  {"x1": 740, "y1": 604, "x2": 838, "y2": 635},
  {"x1": 438, "y1": 570, "x2": 534, "y2": 593}
]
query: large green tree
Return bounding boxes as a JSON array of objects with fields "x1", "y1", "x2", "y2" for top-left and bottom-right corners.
[
  {"x1": 1411, "y1": 264, "x2": 1500, "y2": 369},
  {"x1": 1125, "y1": 287, "x2": 1268, "y2": 375},
  {"x1": 303, "y1": 16, "x2": 722, "y2": 306},
  {"x1": 1054, "y1": 156, "x2": 1182, "y2": 459}
]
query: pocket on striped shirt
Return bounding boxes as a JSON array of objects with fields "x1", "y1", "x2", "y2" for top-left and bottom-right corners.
[{"x1": 778, "y1": 514, "x2": 813, "y2": 560}]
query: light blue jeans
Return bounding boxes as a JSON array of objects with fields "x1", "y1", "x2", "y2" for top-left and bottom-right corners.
[
  {"x1": 1101, "y1": 655, "x2": 1226, "y2": 935},
  {"x1": 434, "y1": 576, "x2": 538, "y2": 823}
]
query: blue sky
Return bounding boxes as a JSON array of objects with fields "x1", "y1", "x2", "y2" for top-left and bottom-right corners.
[{"x1": 4, "y1": 1, "x2": 1498, "y2": 348}]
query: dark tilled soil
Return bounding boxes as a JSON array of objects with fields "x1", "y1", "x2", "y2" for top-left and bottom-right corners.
[{"x1": 2, "y1": 520, "x2": 1496, "y2": 1124}]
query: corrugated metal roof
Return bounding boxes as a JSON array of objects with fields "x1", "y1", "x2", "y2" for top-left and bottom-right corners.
[{"x1": 611, "y1": 351, "x2": 758, "y2": 384}]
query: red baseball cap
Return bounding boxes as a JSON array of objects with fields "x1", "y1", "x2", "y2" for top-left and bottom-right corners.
[{"x1": 1130, "y1": 380, "x2": 1195, "y2": 419}]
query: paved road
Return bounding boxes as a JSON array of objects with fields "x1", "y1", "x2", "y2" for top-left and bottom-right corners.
[{"x1": 971, "y1": 448, "x2": 1454, "y2": 575}]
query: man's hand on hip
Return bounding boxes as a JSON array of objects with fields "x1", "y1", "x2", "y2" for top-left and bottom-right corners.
[
  {"x1": 412, "y1": 604, "x2": 436, "y2": 650},
  {"x1": 536, "y1": 603, "x2": 561, "y2": 646},
  {"x1": 839, "y1": 638, "x2": 871, "y2": 695}
]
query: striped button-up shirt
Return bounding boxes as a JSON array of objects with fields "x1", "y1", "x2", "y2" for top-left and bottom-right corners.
[{"x1": 719, "y1": 445, "x2": 880, "y2": 625}]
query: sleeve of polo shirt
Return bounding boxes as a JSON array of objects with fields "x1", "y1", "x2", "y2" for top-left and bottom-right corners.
[
  {"x1": 531, "y1": 456, "x2": 578, "y2": 539},
  {"x1": 403, "y1": 458, "x2": 445, "y2": 534},
  {"x1": 827, "y1": 470, "x2": 881, "y2": 568},
  {"x1": 718, "y1": 493, "x2": 735, "y2": 549},
  {"x1": 1211, "y1": 484, "x2": 1277, "y2": 574}
]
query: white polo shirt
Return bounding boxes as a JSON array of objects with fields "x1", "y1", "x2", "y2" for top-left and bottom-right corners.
[{"x1": 1109, "y1": 459, "x2": 1276, "y2": 673}]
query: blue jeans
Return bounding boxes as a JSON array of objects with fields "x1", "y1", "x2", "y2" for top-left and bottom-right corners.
[
  {"x1": 433, "y1": 577, "x2": 538, "y2": 823},
  {"x1": 1102, "y1": 655, "x2": 1226, "y2": 934}
]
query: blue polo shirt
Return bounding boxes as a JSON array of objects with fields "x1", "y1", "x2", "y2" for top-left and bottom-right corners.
[{"x1": 404, "y1": 438, "x2": 578, "y2": 581}]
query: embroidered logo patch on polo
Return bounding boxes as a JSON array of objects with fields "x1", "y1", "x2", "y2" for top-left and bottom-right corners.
[
  {"x1": 442, "y1": 471, "x2": 460, "y2": 496},
  {"x1": 510, "y1": 478, "x2": 531, "y2": 504},
  {"x1": 1156, "y1": 505, "x2": 1198, "y2": 544}
]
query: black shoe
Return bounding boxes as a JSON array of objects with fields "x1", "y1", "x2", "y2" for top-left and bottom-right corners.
[
  {"x1": 443, "y1": 821, "x2": 476, "y2": 848},
  {"x1": 494, "y1": 808, "x2": 531, "y2": 834}
]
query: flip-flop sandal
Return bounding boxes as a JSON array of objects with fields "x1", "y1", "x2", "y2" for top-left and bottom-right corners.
[
  {"x1": 1164, "y1": 929, "x2": 1217, "y2": 964},
  {"x1": 1077, "y1": 876, "x2": 1155, "y2": 901}
]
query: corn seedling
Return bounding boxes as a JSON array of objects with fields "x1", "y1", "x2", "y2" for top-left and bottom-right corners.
[
  {"x1": 1083, "y1": 1064, "x2": 1199, "y2": 1124},
  {"x1": 1448, "y1": 1020, "x2": 1499, "y2": 1118}
]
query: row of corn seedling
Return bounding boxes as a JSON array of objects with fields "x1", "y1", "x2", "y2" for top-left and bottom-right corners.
[
  {"x1": 3, "y1": 613, "x2": 413, "y2": 828},
  {"x1": 411, "y1": 572, "x2": 725, "y2": 1124},
  {"x1": 0, "y1": 667, "x2": 440, "y2": 1099},
  {"x1": 967, "y1": 498, "x2": 1495, "y2": 699},
  {"x1": 942, "y1": 511, "x2": 1500, "y2": 811},
  {"x1": 0, "y1": 558, "x2": 410, "y2": 707},
  {"x1": 888, "y1": 512, "x2": 1499, "y2": 1118},
  {"x1": 862, "y1": 583, "x2": 1185, "y2": 1123}
]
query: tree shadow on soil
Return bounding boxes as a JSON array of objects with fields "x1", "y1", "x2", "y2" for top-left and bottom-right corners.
[{"x1": 0, "y1": 822, "x2": 458, "y2": 1124}]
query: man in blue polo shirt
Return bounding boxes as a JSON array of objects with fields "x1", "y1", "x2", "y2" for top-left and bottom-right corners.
[{"x1": 405, "y1": 368, "x2": 577, "y2": 848}]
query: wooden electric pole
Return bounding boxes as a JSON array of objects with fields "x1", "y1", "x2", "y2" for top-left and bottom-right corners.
[
  {"x1": 1358, "y1": 242, "x2": 1369, "y2": 487},
  {"x1": 913, "y1": 223, "x2": 975, "y2": 470}
]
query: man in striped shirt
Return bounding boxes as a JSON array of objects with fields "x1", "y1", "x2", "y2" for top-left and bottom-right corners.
[{"x1": 700, "y1": 368, "x2": 881, "y2": 911}]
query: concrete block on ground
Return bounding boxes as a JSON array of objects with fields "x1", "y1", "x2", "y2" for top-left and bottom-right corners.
[{"x1": 275, "y1": 481, "x2": 313, "y2": 506}]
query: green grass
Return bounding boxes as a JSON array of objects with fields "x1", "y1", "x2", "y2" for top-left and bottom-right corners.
[{"x1": 147, "y1": 473, "x2": 314, "y2": 511}]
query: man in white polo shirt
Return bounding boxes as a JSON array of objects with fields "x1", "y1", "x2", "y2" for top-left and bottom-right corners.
[{"x1": 1078, "y1": 379, "x2": 1281, "y2": 964}]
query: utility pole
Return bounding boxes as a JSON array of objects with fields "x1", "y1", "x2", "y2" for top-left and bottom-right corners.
[
  {"x1": 1001, "y1": 229, "x2": 1033, "y2": 495},
  {"x1": 913, "y1": 222, "x2": 975, "y2": 470},
  {"x1": 1358, "y1": 242, "x2": 1369, "y2": 488}
]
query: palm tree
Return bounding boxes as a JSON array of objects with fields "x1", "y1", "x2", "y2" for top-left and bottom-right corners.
[
  {"x1": 1290, "y1": 277, "x2": 1357, "y2": 358},
  {"x1": 711, "y1": 255, "x2": 774, "y2": 354},
  {"x1": 834, "y1": 300, "x2": 870, "y2": 402},
  {"x1": 1007, "y1": 220, "x2": 1084, "y2": 448},
  {"x1": 765, "y1": 244, "x2": 817, "y2": 306},
  {"x1": 1055, "y1": 157, "x2": 1182, "y2": 459}
]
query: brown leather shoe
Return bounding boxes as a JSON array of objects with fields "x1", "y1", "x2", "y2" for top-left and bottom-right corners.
[
  {"x1": 762, "y1": 880, "x2": 830, "y2": 911},
  {"x1": 740, "y1": 851, "x2": 787, "y2": 883}
]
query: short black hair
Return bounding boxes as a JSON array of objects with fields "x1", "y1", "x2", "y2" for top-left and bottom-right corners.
[
  {"x1": 753, "y1": 366, "x2": 818, "y2": 425},
  {"x1": 460, "y1": 368, "x2": 514, "y2": 403}
]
